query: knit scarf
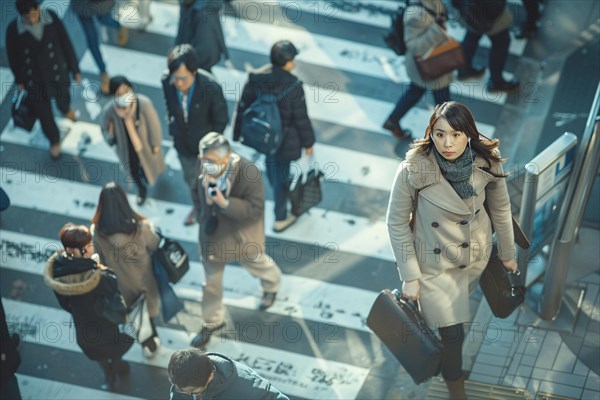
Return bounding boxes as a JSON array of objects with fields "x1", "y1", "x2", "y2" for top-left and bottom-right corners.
[{"x1": 433, "y1": 148, "x2": 477, "y2": 199}]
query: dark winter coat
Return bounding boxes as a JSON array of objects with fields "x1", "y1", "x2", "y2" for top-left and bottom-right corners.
[
  {"x1": 233, "y1": 65, "x2": 316, "y2": 161},
  {"x1": 71, "y1": 0, "x2": 116, "y2": 18},
  {"x1": 169, "y1": 353, "x2": 289, "y2": 400},
  {"x1": 162, "y1": 70, "x2": 229, "y2": 158},
  {"x1": 44, "y1": 252, "x2": 134, "y2": 361},
  {"x1": 175, "y1": 0, "x2": 229, "y2": 71},
  {"x1": 6, "y1": 10, "x2": 79, "y2": 101}
]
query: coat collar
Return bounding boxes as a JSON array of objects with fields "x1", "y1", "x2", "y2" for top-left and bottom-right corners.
[
  {"x1": 44, "y1": 252, "x2": 102, "y2": 296},
  {"x1": 404, "y1": 148, "x2": 501, "y2": 214}
]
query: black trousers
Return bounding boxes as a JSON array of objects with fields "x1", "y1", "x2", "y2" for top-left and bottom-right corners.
[
  {"x1": 461, "y1": 28, "x2": 511, "y2": 83},
  {"x1": 438, "y1": 323, "x2": 465, "y2": 381},
  {"x1": 29, "y1": 91, "x2": 71, "y2": 146}
]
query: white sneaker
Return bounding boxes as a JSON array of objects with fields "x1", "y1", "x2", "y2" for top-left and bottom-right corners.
[
  {"x1": 273, "y1": 213, "x2": 297, "y2": 233},
  {"x1": 142, "y1": 337, "x2": 160, "y2": 359}
]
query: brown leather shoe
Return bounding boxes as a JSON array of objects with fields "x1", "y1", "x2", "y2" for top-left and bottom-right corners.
[
  {"x1": 50, "y1": 144, "x2": 61, "y2": 160},
  {"x1": 64, "y1": 109, "x2": 77, "y2": 122},
  {"x1": 259, "y1": 292, "x2": 277, "y2": 311},
  {"x1": 183, "y1": 209, "x2": 197, "y2": 226},
  {"x1": 101, "y1": 72, "x2": 110, "y2": 95}
]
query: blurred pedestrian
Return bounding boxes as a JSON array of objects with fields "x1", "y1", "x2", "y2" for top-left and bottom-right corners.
[
  {"x1": 453, "y1": 0, "x2": 520, "y2": 92},
  {"x1": 383, "y1": 0, "x2": 452, "y2": 140},
  {"x1": 233, "y1": 40, "x2": 315, "y2": 232},
  {"x1": 44, "y1": 223, "x2": 134, "y2": 390},
  {"x1": 6, "y1": 0, "x2": 81, "y2": 160},
  {"x1": 102, "y1": 76, "x2": 165, "y2": 206},
  {"x1": 515, "y1": 0, "x2": 543, "y2": 39},
  {"x1": 190, "y1": 133, "x2": 282, "y2": 348},
  {"x1": 162, "y1": 44, "x2": 228, "y2": 226},
  {"x1": 386, "y1": 101, "x2": 517, "y2": 399},
  {"x1": 1, "y1": 299, "x2": 21, "y2": 400},
  {"x1": 168, "y1": 348, "x2": 290, "y2": 400},
  {"x1": 91, "y1": 182, "x2": 162, "y2": 358},
  {"x1": 175, "y1": 0, "x2": 229, "y2": 73},
  {"x1": 72, "y1": 0, "x2": 128, "y2": 94}
]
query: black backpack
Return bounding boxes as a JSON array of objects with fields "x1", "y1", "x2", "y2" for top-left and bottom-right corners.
[
  {"x1": 383, "y1": 2, "x2": 409, "y2": 55},
  {"x1": 239, "y1": 82, "x2": 301, "y2": 156}
]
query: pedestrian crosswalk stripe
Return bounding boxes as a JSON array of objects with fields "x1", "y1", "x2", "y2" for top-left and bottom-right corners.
[
  {"x1": 15, "y1": 374, "x2": 142, "y2": 400},
  {"x1": 1, "y1": 67, "x2": 14, "y2": 102},
  {"x1": 141, "y1": 1, "x2": 511, "y2": 104},
  {"x1": 0, "y1": 117, "x2": 403, "y2": 193},
  {"x1": 264, "y1": 0, "x2": 527, "y2": 56},
  {"x1": 5, "y1": 299, "x2": 370, "y2": 400},
  {"x1": 80, "y1": 44, "x2": 497, "y2": 137},
  {"x1": 1, "y1": 230, "x2": 377, "y2": 332},
  {"x1": 0, "y1": 166, "x2": 396, "y2": 262}
]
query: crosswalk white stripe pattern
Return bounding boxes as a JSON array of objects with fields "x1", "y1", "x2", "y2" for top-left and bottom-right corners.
[
  {"x1": 16, "y1": 374, "x2": 142, "y2": 400},
  {"x1": 1, "y1": 230, "x2": 377, "y2": 332},
  {"x1": 1, "y1": 67, "x2": 14, "y2": 102},
  {"x1": 5, "y1": 299, "x2": 370, "y2": 399},
  {"x1": 140, "y1": 1, "x2": 510, "y2": 104},
  {"x1": 79, "y1": 44, "x2": 497, "y2": 138},
  {"x1": 0, "y1": 166, "x2": 395, "y2": 261}
]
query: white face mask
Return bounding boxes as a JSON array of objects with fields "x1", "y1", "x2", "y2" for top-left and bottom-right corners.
[
  {"x1": 202, "y1": 161, "x2": 225, "y2": 176},
  {"x1": 114, "y1": 93, "x2": 134, "y2": 109}
]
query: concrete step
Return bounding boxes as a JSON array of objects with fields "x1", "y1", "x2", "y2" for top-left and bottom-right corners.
[
  {"x1": 426, "y1": 377, "x2": 531, "y2": 399},
  {"x1": 535, "y1": 393, "x2": 577, "y2": 400}
]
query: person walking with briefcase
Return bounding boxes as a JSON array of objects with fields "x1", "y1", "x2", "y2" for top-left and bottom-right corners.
[{"x1": 386, "y1": 101, "x2": 518, "y2": 398}]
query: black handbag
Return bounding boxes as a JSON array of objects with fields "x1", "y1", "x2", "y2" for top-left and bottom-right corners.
[
  {"x1": 155, "y1": 234, "x2": 190, "y2": 284},
  {"x1": 12, "y1": 90, "x2": 36, "y2": 132},
  {"x1": 479, "y1": 245, "x2": 526, "y2": 318},
  {"x1": 289, "y1": 168, "x2": 324, "y2": 217},
  {"x1": 367, "y1": 289, "x2": 443, "y2": 384}
]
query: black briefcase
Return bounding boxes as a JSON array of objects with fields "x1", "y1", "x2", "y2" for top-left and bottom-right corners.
[
  {"x1": 155, "y1": 235, "x2": 190, "y2": 284},
  {"x1": 479, "y1": 245, "x2": 526, "y2": 318},
  {"x1": 367, "y1": 289, "x2": 443, "y2": 384}
]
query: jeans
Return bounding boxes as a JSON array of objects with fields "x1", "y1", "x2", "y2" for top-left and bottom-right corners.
[
  {"x1": 265, "y1": 156, "x2": 291, "y2": 221},
  {"x1": 461, "y1": 29, "x2": 510, "y2": 83},
  {"x1": 77, "y1": 13, "x2": 121, "y2": 73},
  {"x1": 389, "y1": 83, "x2": 451, "y2": 124}
]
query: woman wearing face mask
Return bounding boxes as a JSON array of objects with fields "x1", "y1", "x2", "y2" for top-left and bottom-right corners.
[
  {"x1": 386, "y1": 102, "x2": 517, "y2": 399},
  {"x1": 102, "y1": 76, "x2": 165, "y2": 205}
]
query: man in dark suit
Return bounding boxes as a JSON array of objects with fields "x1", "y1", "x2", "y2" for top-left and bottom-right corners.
[{"x1": 162, "y1": 44, "x2": 229, "y2": 225}]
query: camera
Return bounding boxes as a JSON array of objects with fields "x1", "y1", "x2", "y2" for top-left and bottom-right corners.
[{"x1": 208, "y1": 181, "x2": 217, "y2": 197}]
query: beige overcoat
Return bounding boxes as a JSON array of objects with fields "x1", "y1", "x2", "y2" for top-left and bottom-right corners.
[
  {"x1": 92, "y1": 220, "x2": 161, "y2": 317},
  {"x1": 102, "y1": 94, "x2": 166, "y2": 186},
  {"x1": 404, "y1": 0, "x2": 455, "y2": 90},
  {"x1": 387, "y1": 148, "x2": 515, "y2": 328}
]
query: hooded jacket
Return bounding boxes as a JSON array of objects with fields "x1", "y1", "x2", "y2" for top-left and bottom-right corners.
[
  {"x1": 233, "y1": 64, "x2": 315, "y2": 161},
  {"x1": 44, "y1": 252, "x2": 133, "y2": 361},
  {"x1": 169, "y1": 353, "x2": 289, "y2": 400}
]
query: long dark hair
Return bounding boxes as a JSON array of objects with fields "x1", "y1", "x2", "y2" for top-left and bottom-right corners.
[
  {"x1": 91, "y1": 182, "x2": 145, "y2": 236},
  {"x1": 411, "y1": 101, "x2": 505, "y2": 174}
]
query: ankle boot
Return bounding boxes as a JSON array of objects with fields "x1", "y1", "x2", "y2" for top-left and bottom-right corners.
[
  {"x1": 445, "y1": 377, "x2": 467, "y2": 399},
  {"x1": 101, "y1": 72, "x2": 110, "y2": 95}
]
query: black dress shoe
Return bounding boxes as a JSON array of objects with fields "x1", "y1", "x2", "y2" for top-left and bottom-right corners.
[
  {"x1": 136, "y1": 186, "x2": 147, "y2": 206},
  {"x1": 114, "y1": 359, "x2": 130, "y2": 377},
  {"x1": 259, "y1": 292, "x2": 277, "y2": 311},
  {"x1": 457, "y1": 66, "x2": 486, "y2": 80},
  {"x1": 487, "y1": 79, "x2": 520, "y2": 93},
  {"x1": 191, "y1": 322, "x2": 225, "y2": 348}
]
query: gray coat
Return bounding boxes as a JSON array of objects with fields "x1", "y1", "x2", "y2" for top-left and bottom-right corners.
[
  {"x1": 92, "y1": 220, "x2": 161, "y2": 317},
  {"x1": 192, "y1": 155, "x2": 266, "y2": 264},
  {"x1": 404, "y1": 2, "x2": 454, "y2": 90},
  {"x1": 387, "y1": 148, "x2": 515, "y2": 327},
  {"x1": 101, "y1": 94, "x2": 166, "y2": 186}
]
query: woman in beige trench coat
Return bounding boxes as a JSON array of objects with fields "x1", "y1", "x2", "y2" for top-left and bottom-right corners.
[
  {"x1": 102, "y1": 76, "x2": 165, "y2": 206},
  {"x1": 91, "y1": 182, "x2": 161, "y2": 359},
  {"x1": 386, "y1": 101, "x2": 517, "y2": 399}
]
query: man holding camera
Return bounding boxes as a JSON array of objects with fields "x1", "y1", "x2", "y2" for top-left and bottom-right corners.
[{"x1": 190, "y1": 133, "x2": 282, "y2": 348}]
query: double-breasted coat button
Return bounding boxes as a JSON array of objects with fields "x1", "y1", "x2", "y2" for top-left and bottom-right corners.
[
  {"x1": 27, "y1": 69, "x2": 32, "y2": 75},
  {"x1": 461, "y1": 243, "x2": 469, "y2": 248},
  {"x1": 25, "y1": 48, "x2": 29, "y2": 54},
  {"x1": 49, "y1": 52, "x2": 54, "y2": 58},
  {"x1": 458, "y1": 264, "x2": 467, "y2": 269},
  {"x1": 48, "y1": 43, "x2": 53, "y2": 48},
  {"x1": 55, "y1": 75, "x2": 60, "y2": 80},
  {"x1": 434, "y1": 248, "x2": 441, "y2": 254},
  {"x1": 431, "y1": 222, "x2": 439, "y2": 228},
  {"x1": 53, "y1": 65, "x2": 58, "y2": 71},
  {"x1": 460, "y1": 220, "x2": 469, "y2": 225}
]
